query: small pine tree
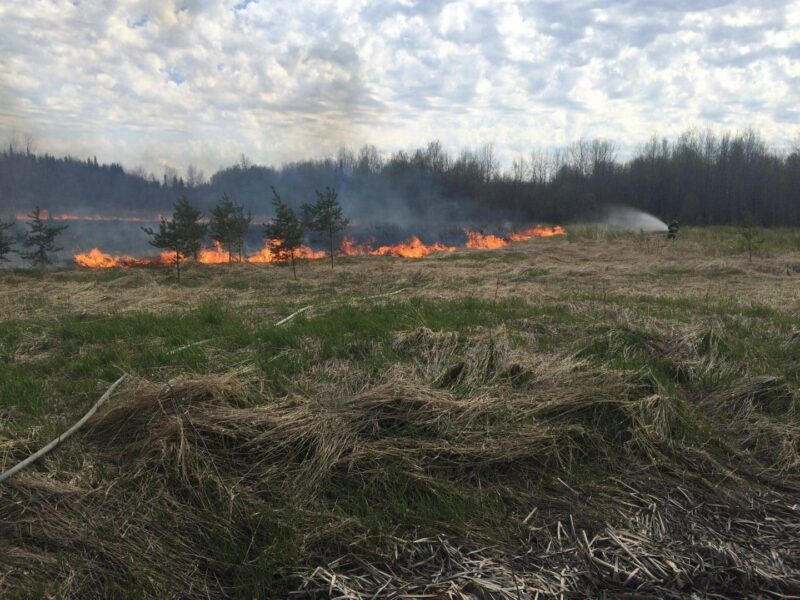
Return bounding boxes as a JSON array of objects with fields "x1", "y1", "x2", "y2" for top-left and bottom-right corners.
[
  {"x1": 142, "y1": 198, "x2": 202, "y2": 282},
  {"x1": 738, "y1": 217, "x2": 763, "y2": 264},
  {"x1": 264, "y1": 187, "x2": 304, "y2": 280},
  {"x1": 20, "y1": 207, "x2": 68, "y2": 270},
  {"x1": 209, "y1": 194, "x2": 252, "y2": 263},
  {"x1": 0, "y1": 220, "x2": 13, "y2": 263},
  {"x1": 143, "y1": 217, "x2": 183, "y2": 281},
  {"x1": 302, "y1": 186, "x2": 349, "y2": 268},
  {"x1": 173, "y1": 195, "x2": 207, "y2": 260}
]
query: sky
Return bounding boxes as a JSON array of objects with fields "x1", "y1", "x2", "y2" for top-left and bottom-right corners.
[{"x1": 1, "y1": 0, "x2": 799, "y2": 175}]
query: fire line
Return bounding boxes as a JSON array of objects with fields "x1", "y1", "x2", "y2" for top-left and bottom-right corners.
[{"x1": 73, "y1": 226, "x2": 566, "y2": 268}]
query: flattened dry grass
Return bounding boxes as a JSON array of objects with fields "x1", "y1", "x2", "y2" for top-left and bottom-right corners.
[{"x1": 1, "y1": 318, "x2": 799, "y2": 598}]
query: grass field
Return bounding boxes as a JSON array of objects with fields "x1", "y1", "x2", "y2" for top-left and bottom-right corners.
[{"x1": 1, "y1": 227, "x2": 799, "y2": 598}]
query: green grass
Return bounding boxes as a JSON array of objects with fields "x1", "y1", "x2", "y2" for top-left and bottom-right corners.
[
  {"x1": 565, "y1": 224, "x2": 800, "y2": 258},
  {"x1": 0, "y1": 296, "x2": 537, "y2": 417},
  {"x1": 6, "y1": 276, "x2": 794, "y2": 414},
  {"x1": 4, "y1": 277, "x2": 798, "y2": 425}
]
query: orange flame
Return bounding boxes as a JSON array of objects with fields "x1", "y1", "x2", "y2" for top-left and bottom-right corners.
[
  {"x1": 340, "y1": 237, "x2": 362, "y2": 257},
  {"x1": 74, "y1": 248, "x2": 177, "y2": 268},
  {"x1": 247, "y1": 242, "x2": 326, "y2": 263},
  {"x1": 340, "y1": 236, "x2": 456, "y2": 259},
  {"x1": 74, "y1": 225, "x2": 565, "y2": 268},
  {"x1": 198, "y1": 241, "x2": 233, "y2": 264},
  {"x1": 508, "y1": 225, "x2": 566, "y2": 241},
  {"x1": 375, "y1": 237, "x2": 457, "y2": 258},
  {"x1": 292, "y1": 245, "x2": 327, "y2": 261},
  {"x1": 464, "y1": 230, "x2": 508, "y2": 249},
  {"x1": 196, "y1": 240, "x2": 327, "y2": 265}
]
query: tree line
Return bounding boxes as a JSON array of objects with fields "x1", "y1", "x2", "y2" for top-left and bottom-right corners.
[{"x1": 1, "y1": 129, "x2": 799, "y2": 227}]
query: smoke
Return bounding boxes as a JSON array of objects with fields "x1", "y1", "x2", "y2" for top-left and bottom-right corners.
[
  {"x1": 1, "y1": 145, "x2": 561, "y2": 265},
  {"x1": 598, "y1": 205, "x2": 668, "y2": 232}
]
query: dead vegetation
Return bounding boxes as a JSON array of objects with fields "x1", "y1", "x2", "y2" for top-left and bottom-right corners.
[
  {"x1": 294, "y1": 486, "x2": 799, "y2": 599},
  {"x1": 1, "y1": 234, "x2": 800, "y2": 598},
  {"x1": 2, "y1": 323, "x2": 799, "y2": 597},
  {"x1": 1, "y1": 233, "x2": 799, "y2": 324}
]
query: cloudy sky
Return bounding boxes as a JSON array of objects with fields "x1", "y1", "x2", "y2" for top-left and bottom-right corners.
[{"x1": 1, "y1": 0, "x2": 798, "y2": 174}]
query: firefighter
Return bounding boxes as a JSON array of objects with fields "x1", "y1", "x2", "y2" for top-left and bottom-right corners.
[{"x1": 667, "y1": 220, "x2": 679, "y2": 240}]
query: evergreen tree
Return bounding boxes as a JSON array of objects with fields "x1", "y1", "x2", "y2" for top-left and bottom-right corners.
[
  {"x1": 173, "y1": 195, "x2": 207, "y2": 260},
  {"x1": 20, "y1": 207, "x2": 68, "y2": 270},
  {"x1": 264, "y1": 187, "x2": 304, "y2": 280},
  {"x1": 143, "y1": 216, "x2": 183, "y2": 281},
  {"x1": 302, "y1": 186, "x2": 349, "y2": 268},
  {"x1": 142, "y1": 198, "x2": 201, "y2": 282},
  {"x1": 738, "y1": 216, "x2": 763, "y2": 263},
  {"x1": 209, "y1": 193, "x2": 252, "y2": 263},
  {"x1": 0, "y1": 220, "x2": 13, "y2": 263}
]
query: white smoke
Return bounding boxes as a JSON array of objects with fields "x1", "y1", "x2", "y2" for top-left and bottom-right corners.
[{"x1": 599, "y1": 205, "x2": 668, "y2": 232}]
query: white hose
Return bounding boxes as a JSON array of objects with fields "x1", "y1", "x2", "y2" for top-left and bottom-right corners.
[{"x1": 0, "y1": 374, "x2": 127, "y2": 484}]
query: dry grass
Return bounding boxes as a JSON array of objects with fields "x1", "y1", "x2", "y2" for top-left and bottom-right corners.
[
  {"x1": 1, "y1": 232, "x2": 799, "y2": 597},
  {"x1": 3, "y1": 346, "x2": 797, "y2": 597},
  {"x1": 1, "y1": 234, "x2": 799, "y2": 323}
]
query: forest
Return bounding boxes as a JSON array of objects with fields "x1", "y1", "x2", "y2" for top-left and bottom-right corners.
[{"x1": 1, "y1": 129, "x2": 798, "y2": 227}]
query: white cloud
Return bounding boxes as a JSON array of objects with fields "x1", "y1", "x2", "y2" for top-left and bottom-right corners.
[{"x1": 0, "y1": 0, "x2": 798, "y2": 173}]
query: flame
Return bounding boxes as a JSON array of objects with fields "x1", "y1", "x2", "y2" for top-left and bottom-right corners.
[
  {"x1": 465, "y1": 225, "x2": 565, "y2": 248},
  {"x1": 374, "y1": 237, "x2": 456, "y2": 258},
  {"x1": 339, "y1": 237, "x2": 362, "y2": 257},
  {"x1": 340, "y1": 236, "x2": 456, "y2": 259},
  {"x1": 292, "y1": 245, "x2": 327, "y2": 261},
  {"x1": 196, "y1": 240, "x2": 327, "y2": 265},
  {"x1": 247, "y1": 242, "x2": 326, "y2": 263},
  {"x1": 246, "y1": 245, "x2": 277, "y2": 264},
  {"x1": 198, "y1": 241, "x2": 232, "y2": 264},
  {"x1": 158, "y1": 250, "x2": 182, "y2": 265},
  {"x1": 74, "y1": 225, "x2": 565, "y2": 268},
  {"x1": 464, "y1": 230, "x2": 509, "y2": 249},
  {"x1": 74, "y1": 248, "x2": 136, "y2": 268},
  {"x1": 507, "y1": 225, "x2": 566, "y2": 241},
  {"x1": 74, "y1": 248, "x2": 176, "y2": 268}
]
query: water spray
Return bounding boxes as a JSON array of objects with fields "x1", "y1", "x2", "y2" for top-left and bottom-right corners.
[{"x1": 599, "y1": 205, "x2": 669, "y2": 232}]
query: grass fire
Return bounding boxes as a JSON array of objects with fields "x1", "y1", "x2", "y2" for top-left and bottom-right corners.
[
  {"x1": 2, "y1": 2, "x2": 800, "y2": 596},
  {"x1": 73, "y1": 226, "x2": 566, "y2": 268}
]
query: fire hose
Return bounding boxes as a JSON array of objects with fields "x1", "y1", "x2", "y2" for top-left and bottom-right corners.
[{"x1": 0, "y1": 374, "x2": 127, "y2": 484}]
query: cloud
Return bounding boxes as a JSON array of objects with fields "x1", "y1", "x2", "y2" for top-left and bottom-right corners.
[{"x1": 0, "y1": 0, "x2": 798, "y2": 174}]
